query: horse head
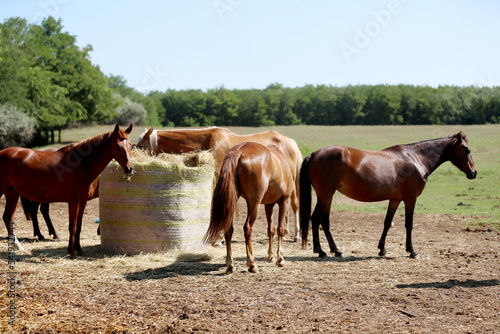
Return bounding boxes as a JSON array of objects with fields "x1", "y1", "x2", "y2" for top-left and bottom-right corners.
[
  {"x1": 449, "y1": 132, "x2": 477, "y2": 180},
  {"x1": 137, "y1": 126, "x2": 153, "y2": 149},
  {"x1": 112, "y1": 124, "x2": 134, "y2": 176}
]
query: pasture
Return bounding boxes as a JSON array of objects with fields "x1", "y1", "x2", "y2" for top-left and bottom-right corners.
[{"x1": 2, "y1": 125, "x2": 499, "y2": 333}]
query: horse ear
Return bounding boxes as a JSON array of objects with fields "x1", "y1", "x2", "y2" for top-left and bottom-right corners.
[
  {"x1": 125, "y1": 124, "x2": 133, "y2": 134},
  {"x1": 147, "y1": 126, "x2": 154, "y2": 135},
  {"x1": 114, "y1": 124, "x2": 120, "y2": 134},
  {"x1": 455, "y1": 132, "x2": 464, "y2": 143}
]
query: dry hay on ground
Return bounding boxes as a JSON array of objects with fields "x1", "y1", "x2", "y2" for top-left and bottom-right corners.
[{"x1": 1, "y1": 196, "x2": 499, "y2": 333}]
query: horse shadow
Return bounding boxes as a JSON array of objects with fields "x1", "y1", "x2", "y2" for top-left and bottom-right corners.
[
  {"x1": 396, "y1": 279, "x2": 500, "y2": 289},
  {"x1": 1, "y1": 238, "x2": 109, "y2": 263},
  {"x1": 125, "y1": 255, "x2": 225, "y2": 281},
  {"x1": 283, "y1": 254, "x2": 396, "y2": 262}
]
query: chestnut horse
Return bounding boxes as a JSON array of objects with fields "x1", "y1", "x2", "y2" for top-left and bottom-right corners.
[
  {"x1": 300, "y1": 132, "x2": 477, "y2": 259},
  {"x1": 137, "y1": 126, "x2": 302, "y2": 241},
  {"x1": 203, "y1": 142, "x2": 294, "y2": 273},
  {"x1": 1, "y1": 124, "x2": 133, "y2": 257},
  {"x1": 20, "y1": 176, "x2": 100, "y2": 240}
]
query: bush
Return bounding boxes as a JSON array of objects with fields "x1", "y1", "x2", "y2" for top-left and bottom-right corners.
[
  {"x1": 113, "y1": 98, "x2": 147, "y2": 125},
  {"x1": 0, "y1": 103, "x2": 35, "y2": 149}
]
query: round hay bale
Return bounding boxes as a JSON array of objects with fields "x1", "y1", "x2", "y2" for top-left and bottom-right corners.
[{"x1": 99, "y1": 149, "x2": 215, "y2": 255}]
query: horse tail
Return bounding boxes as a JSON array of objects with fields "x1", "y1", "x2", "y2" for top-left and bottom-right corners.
[
  {"x1": 20, "y1": 196, "x2": 32, "y2": 221},
  {"x1": 299, "y1": 154, "x2": 313, "y2": 249},
  {"x1": 203, "y1": 151, "x2": 241, "y2": 246}
]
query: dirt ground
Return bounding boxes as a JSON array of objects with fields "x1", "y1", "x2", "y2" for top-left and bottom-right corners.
[{"x1": 1, "y1": 197, "x2": 499, "y2": 333}]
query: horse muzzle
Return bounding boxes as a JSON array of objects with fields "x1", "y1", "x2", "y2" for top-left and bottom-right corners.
[
  {"x1": 123, "y1": 166, "x2": 134, "y2": 176},
  {"x1": 467, "y1": 170, "x2": 477, "y2": 180}
]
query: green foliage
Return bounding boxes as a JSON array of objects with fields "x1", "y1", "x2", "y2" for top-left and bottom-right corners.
[
  {"x1": 0, "y1": 103, "x2": 36, "y2": 148},
  {"x1": 0, "y1": 16, "x2": 117, "y2": 144},
  {"x1": 157, "y1": 84, "x2": 500, "y2": 127}
]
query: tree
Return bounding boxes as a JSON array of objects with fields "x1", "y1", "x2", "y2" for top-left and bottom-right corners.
[
  {"x1": 336, "y1": 85, "x2": 367, "y2": 125},
  {"x1": 264, "y1": 83, "x2": 300, "y2": 125},
  {"x1": 0, "y1": 17, "x2": 118, "y2": 144},
  {"x1": 234, "y1": 89, "x2": 273, "y2": 126}
]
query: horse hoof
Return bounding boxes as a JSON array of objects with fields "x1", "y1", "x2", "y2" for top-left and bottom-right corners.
[
  {"x1": 293, "y1": 236, "x2": 301, "y2": 243},
  {"x1": 248, "y1": 266, "x2": 259, "y2": 273},
  {"x1": 276, "y1": 260, "x2": 285, "y2": 267},
  {"x1": 378, "y1": 250, "x2": 387, "y2": 257},
  {"x1": 37, "y1": 235, "x2": 45, "y2": 241},
  {"x1": 266, "y1": 256, "x2": 274, "y2": 263},
  {"x1": 410, "y1": 252, "x2": 419, "y2": 259},
  {"x1": 318, "y1": 251, "x2": 328, "y2": 259},
  {"x1": 225, "y1": 266, "x2": 235, "y2": 274},
  {"x1": 334, "y1": 252, "x2": 343, "y2": 258},
  {"x1": 53, "y1": 235, "x2": 60, "y2": 240}
]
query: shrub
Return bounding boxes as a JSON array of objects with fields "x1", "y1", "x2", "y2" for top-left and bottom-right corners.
[
  {"x1": 113, "y1": 98, "x2": 147, "y2": 125},
  {"x1": 0, "y1": 103, "x2": 35, "y2": 149}
]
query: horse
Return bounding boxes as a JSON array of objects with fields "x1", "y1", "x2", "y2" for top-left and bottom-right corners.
[
  {"x1": 300, "y1": 132, "x2": 477, "y2": 259},
  {"x1": 1, "y1": 124, "x2": 133, "y2": 258},
  {"x1": 20, "y1": 176, "x2": 100, "y2": 240},
  {"x1": 203, "y1": 142, "x2": 294, "y2": 273},
  {"x1": 137, "y1": 126, "x2": 303, "y2": 241}
]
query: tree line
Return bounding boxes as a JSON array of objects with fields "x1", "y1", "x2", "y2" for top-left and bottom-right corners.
[
  {"x1": 158, "y1": 83, "x2": 500, "y2": 127},
  {"x1": 1, "y1": 16, "x2": 499, "y2": 148}
]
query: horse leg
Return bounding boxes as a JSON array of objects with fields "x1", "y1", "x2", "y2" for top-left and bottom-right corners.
[
  {"x1": 67, "y1": 202, "x2": 79, "y2": 258},
  {"x1": 276, "y1": 198, "x2": 289, "y2": 267},
  {"x1": 40, "y1": 203, "x2": 59, "y2": 239},
  {"x1": 320, "y1": 211, "x2": 343, "y2": 257},
  {"x1": 2, "y1": 190, "x2": 23, "y2": 250},
  {"x1": 404, "y1": 197, "x2": 419, "y2": 259},
  {"x1": 29, "y1": 201, "x2": 45, "y2": 240},
  {"x1": 244, "y1": 202, "x2": 260, "y2": 273},
  {"x1": 224, "y1": 224, "x2": 235, "y2": 273},
  {"x1": 378, "y1": 199, "x2": 400, "y2": 256},
  {"x1": 313, "y1": 194, "x2": 342, "y2": 258},
  {"x1": 265, "y1": 204, "x2": 275, "y2": 263},
  {"x1": 75, "y1": 201, "x2": 87, "y2": 256},
  {"x1": 288, "y1": 190, "x2": 301, "y2": 242},
  {"x1": 311, "y1": 204, "x2": 327, "y2": 258}
]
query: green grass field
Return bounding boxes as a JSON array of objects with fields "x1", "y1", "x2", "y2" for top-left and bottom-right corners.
[{"x1": 43, "y1": 124, "x2": 500, "y2": 229}]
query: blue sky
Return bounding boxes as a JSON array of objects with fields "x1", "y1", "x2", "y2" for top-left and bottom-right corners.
[{"x1": 1, "y1": 0, "x2": 499, "y2": 93}]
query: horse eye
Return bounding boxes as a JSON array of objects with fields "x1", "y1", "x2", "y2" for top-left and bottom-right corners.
[{"x1": 466, "y1": 148, "x2": 471, "y2": 154}]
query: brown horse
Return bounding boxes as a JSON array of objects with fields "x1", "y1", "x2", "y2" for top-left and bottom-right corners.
[
  {"x1": 137, "y1": 126, "x2": 303, "y2": 241},
  {"x1": 300, "y1": 132, "x2": 477, "y2": 259},
  {"x1": 1, "y1": 124, "x2": 133, "y2": 257},
  {"x1": 20, "y1": 176, "x2": 100, "y2": 240},
  {"x1": 203, "y1": 142, "x2": 294, "y2": 273}
]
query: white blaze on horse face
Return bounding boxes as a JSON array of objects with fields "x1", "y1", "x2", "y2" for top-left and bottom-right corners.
[{"x1": 115, "y1": 138, "x2": 134, "y2": 175}]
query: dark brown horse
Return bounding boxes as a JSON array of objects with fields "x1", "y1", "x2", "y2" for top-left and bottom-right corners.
[
  {"x1": 300, "y1": 132, "x2": 477, "y2": 259},
  {"x1": 203, "y1": 142, "x2": 294, "y2": 273},
  {"x1": 138, "y1": 126, "x2": 303, "y2": 241},
  {"x1": 1, "y1": 124, "x2": 133, "y2": 257},
  {"x1": 20, "y1": 176, "x2": 100, "y2": 240}
]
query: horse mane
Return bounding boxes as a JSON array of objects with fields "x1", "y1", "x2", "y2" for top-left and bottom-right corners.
[
  {"x1": 58, "y1": 132, "x2": 110, "y2": 153},
  {"x1": 157, "y1": 127, "x2": 231, "y2": 134},
  {"x1": 150, "y1": 130, "x2": 159, "y2": 153},
  {"x1": 384, "y1": 133, "x2": 466, "y2": 152}
]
